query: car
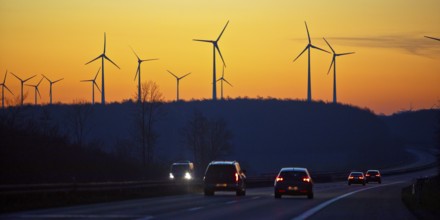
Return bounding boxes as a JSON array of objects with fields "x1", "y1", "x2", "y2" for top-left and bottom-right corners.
[
  {"x1": 365, "y1": 170, "x2": 381, "y2": 184},
  {"x1": 203, "y1": 161, "x2": 246, "y2": 196},
  {"x1": 348, "y1": 171, "x2": 366, "y2": 186},
  {"x1": 274, "y1": 167, "x2": 314, "y2": 199},
  {"x1": 169, "y1": 161, "x2": 195, "y2": 181}
]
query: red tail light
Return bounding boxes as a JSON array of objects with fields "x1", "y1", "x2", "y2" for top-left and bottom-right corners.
[
  {"x1": 348, "y1": 176, "x2": 354, "y2": 179},
  {"x1": 302, "y1": 177, "x2": 311, "y2": 183},
  {"x1": 359, "y1": 176, "x2": 364, "y2": 179},
  {"x1": 235, "y1": 173, "x2": 239, "y2": 182},
  {"x1": 376, "y1": 174, "x2": 381, "y2": 177},
  {"x1": 275, "y1": 176, "x2": 283, "y2": 182},
  {"x1": 365, "y1": 174, "x2": 370, "y2": 177}
]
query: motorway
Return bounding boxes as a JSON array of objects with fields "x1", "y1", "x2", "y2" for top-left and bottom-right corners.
[{"x1": 1, "y1": 168, "x2": 435, "y2": 220}]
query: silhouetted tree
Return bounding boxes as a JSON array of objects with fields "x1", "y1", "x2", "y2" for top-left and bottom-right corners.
[
  {"x1": 183, "y1": 111, "x2": 233, "y2": 174},
  {"x1": 134, "y1": 81, "x2": 164, "y2": 173},
  {"x1": 67, "y1": 100, "x2": 94, "y2": 146}
]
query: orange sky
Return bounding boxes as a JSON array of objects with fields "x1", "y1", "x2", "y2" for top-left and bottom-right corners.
[{"x1": 0, "y1": 0, "x2": 439, "y2": 115}]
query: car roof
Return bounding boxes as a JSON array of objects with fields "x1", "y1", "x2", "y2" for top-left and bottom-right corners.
[
  {"x1": 279, "y1": 167, "x2": 308, "y2": 172},
  {"x1": 209, "y1": 161, "x2": 237, "y2": 165},
  {"x1": 366, "y1": 170, "x2": 380, "y2": 172},
  {"x1": 172, "y1": 162, "x2": 192, "y2": 165},
  {"x1": 350, "y1": 171, "x2": 364, "y2": 174}
]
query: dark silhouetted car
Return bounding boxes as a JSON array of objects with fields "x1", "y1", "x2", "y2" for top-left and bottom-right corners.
[
  {"x1": 365, "y1": 170, "x2": 381, "y2": 184},
  {"x1": 274, "y1": 167, "x2": 314, "y2": 199},
  {"x1": 348, "y1": 171, "x2": 366, "y2": 186},
  {"x1": 203, "y1": 161, "x2": 246, "y2": 196},
  {"x1": 169, "y1": 161, "x2": 195, "y2": 181}
]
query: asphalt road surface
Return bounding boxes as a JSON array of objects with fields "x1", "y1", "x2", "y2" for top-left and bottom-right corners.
[{"x1": 1, "y1": 168, "x2": 435, "y2": 220}]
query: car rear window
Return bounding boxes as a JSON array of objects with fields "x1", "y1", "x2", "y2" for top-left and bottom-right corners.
[
  {"x1": 280, "y1": 171, "x2": 308, "y2": 181},
  {"x1": 351, "y1": 172, "x2": 363, "y2": 177},
  {"x1": 206, "y1": 165, "x2": 236, "y2": 177},
  {"x1": 367, "y1": 171, "x2": 378, "y2": 175}
]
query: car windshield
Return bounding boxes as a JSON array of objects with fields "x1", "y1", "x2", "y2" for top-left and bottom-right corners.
[
  {"x1": 171, "y1": 164, "x2": 190, "y2": 174},
  {"x1": 280, "y1": 171, "x2": 308, "y2": 181}
]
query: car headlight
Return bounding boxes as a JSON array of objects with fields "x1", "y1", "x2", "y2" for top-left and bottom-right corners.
[
  {"x1": 169, "y1": 173, "x2": 174, "y2": 179},
  {"x1": 184, "y1": 172, "x2": 192, "y2": 180}
]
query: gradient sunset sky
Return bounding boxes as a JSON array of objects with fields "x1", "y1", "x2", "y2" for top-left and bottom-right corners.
[{"x1": 1, "y1": 0, "x2": 439, "y2": 114}]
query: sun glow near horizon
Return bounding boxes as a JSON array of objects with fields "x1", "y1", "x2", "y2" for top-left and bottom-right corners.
[{"x1": 0, "y1": 0, "x2": 439, "y2": 114}]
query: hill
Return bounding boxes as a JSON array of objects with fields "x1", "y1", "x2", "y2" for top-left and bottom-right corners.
[{"x1": 1, "y1": 99, "x2": 413, "y2": 178}]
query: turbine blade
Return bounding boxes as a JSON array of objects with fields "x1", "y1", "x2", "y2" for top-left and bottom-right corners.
[
  {"x1": 311, "y1": 44, "x2": 331, "y2": 53},
  {"x1": 215, "y1": 44, "x2": 226, "y2": 67},
  {"x1": 293, "y1": 46, "x2": 308, "y2": 62},
  {"x1": 104, "y1": 55, "x2": 121, "y2": 69},
  {"x1": 10, "y1": 72, "x2": 22, "y2": 81},
  {"x1": 305, "y1": 21, "x2": 311, "y2": 43},
  {"x1": 80, "y1": 79, "x2": 93, "y2": 82},
  {"x1": 141, "y1": 58, "x2": 159, "y2": 62},
  {"x1": 94, "y1": 82, "x2": 102, "y2": 93},
  {"x1": 193, "y1": 39, "x2": 214, "y2": 43},
  {"x1": 94, "y1": 67, "x2": 101, "y2": 80},
  {"x1": 42, "y1": 74, "x2": 51, "y2": 82},
  {"x1": 222, "y1": 65, "x2": 225, "y2": 77},
  {"x1": 327, "y1": 58, "x2": 335, "y2": 75},
  {"x1": 216, "y1": 20, "x2": 230, "y2": 42},
  {"x1": 2, "y1": 70, "x2": 6, "y2": 83},
  {"x1": 24, "y1": 75, "x2": 37, "y2": 82},
  {"x1": 53, "y1": 78, "x2": 63, "y2": 84},
  {"x1": 224, "y1": 78, "x2": 233, "y2": 87},
  {"x1": 167, "y1": 70, "x2": 178, "y2": 79},
  {"x1": 134, "y1": 66, "x2": 140, "y2": 81},
  {"x1": 338, "y1": 52, "x2": 355, "y2": 56},
  {"x1": 130, "y1": 46, "x2": 141, "y2": 61},
  {"x1": 85, "y1": 55, "x2": 102, "y2": 65},
  {"x1": 4, "y1": 84, "x2": 14, "y2": 95},
  {"x1": 425, "y1": 36, "x2": 440, "y2": 41},
  {"x1": 36, "y1": 87, "x2": 41, "y2": 98},
  {"x1": 180, "y1": 72, "x2": 191, "y2": 79},
  {"x1": 37, "y1": 77, "x2": 44, "y2": 86},
  {"x1": 104, "y1": 32, "x2": 106, "y2": 54},
  {"x1": 323, "y1": 37, "x2": 335, "y2": 54}
]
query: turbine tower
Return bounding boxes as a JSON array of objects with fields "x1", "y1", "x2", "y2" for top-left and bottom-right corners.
[
  {"x1": 85, "y1": 32, "x2": 120, "y2": 105},
  {"x1": 166, "y1": 70, "x2": 191, "y2": 102},
  {"x1": 216, "y1": 65, "x2": 233, "y2": 100},
  {"x1": 25, "y1": 76, "x2": 44, "y2": 105},
  {"x1": 323, "y1": 38, "x2": 355, "y2": 104},
  {"x1": 1, "y1": 70, "x2": 14, "y2": 109},
  {"x1": 293, "y1": 21, "x2": 330, "y2": 102},
  {"x1": 193, "y1": 20, "x2": 229, "y2": 100},
  {"x1": 81, "y1": 67, "x2": 101, "y2": 104},
  {"x1": 10, "y1": 72, "x2": 36, "y2": 106},
  {"x1": 42, "y1": 75, "x2": 63, "y2": 105},
  {"x1": 424, "y1": 36, "x2": 440, "y2": 41},
  {"x1": 132, "y1": 48, "x2": 158, "y2": 103}
]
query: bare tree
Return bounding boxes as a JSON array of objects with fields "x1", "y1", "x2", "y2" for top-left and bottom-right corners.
[
  {"x1": 67, "y1": 99, "x2": 94, "y2": 146},
  {"x1": 183, "y1": 111, "x2": 233, "y2": 174},
  {"x1": 134, "y1": 81, "x2": 164, "y2": 171}
]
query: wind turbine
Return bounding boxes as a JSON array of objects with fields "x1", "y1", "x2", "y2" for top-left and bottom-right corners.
[
  {"x1": 25, "y1": 76, "x2": 44, "y2": 105},
  {"x1": 85, "y1": 32, "x2": 120, "y2": 105},
  {"x1": 10, "y1": 72, "x2": 36, "y2": 106},
  {"x1": 424, "y1": 36, "x2": 440, "y2": 41},
  {"x1": 166, "y1": 70, "x2": 191, "y2": 102},
  {"x1": 293, "y1": 21, "x2": 330, "y2": 102},
  {"x1": 0, "y1": 70, "x2": 14, "y2": 109},
  {"x1": 216, "y1": 65, "x2": 233, "y2": 100},
  {"x1": 323, "y1": 38, "x2": 355, "y2": 104},
  {"x1": 131, "y1": 48, "x2": 158, "y2": 103},
  {"x1": 81, "y1": 67, "x2": 101, "y2": 104},
  {"x1": 193, "y1": 20, "x2": 229, "y2": 100},
  {"x1": 42, "y1": 74, "x2": 63, "y2": 105}
]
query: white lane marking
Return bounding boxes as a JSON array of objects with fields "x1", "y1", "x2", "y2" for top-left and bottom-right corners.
[
  {"x1": 225, "y1": 200, "x2": 237, "y2": 204},
  {"x1": 292, "y1": 181, "x2": 403, "y2": 220},
  {"x1": 252, "y1": 196, "x2": 260, "y2": 200},
  {"x1": 18, "y1": 214, "x2": 152, "y2": 219},
  {"x1": 187, "y1": 206, "x2": 203, "y2": 212}
]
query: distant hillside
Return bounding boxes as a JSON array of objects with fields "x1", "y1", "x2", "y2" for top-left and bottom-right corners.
[
  {"x1": 382, "y1": 109, "x2": 440, "y2": 147},
  {"x1": 1, "y1": 99, "x2": 411, "y2": 176}
]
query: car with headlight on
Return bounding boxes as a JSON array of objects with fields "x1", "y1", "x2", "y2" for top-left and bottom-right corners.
[
  {"x1": 274, "y1": 167, "x2": 314, "y2": 199},
  {"x1": 169, "y1": 161, "x2": 194, "y2": 181},
  {"x1": 348, "y1": 171, "x2": 366, "y2": 186},
  {"x1": 365, "y1": 170, "x2": 381, "y2": 184},
  {"x1": 203, "y1": 161, "x2": 246, "y2": 196}
]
